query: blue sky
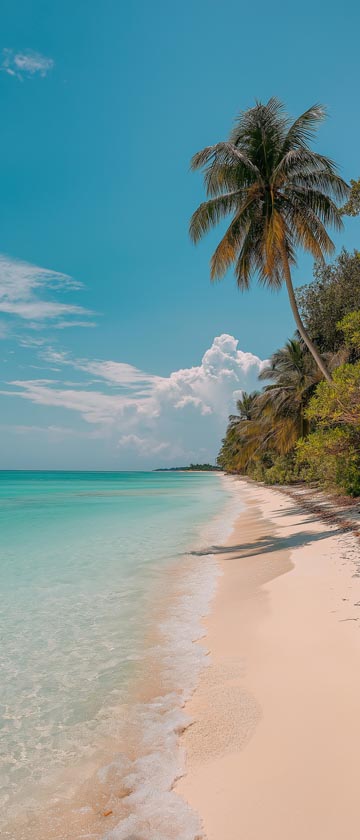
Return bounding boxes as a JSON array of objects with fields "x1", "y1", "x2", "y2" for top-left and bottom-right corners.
[{"x1": 1, "y1": 0, "x2": 360, "y2": 468}]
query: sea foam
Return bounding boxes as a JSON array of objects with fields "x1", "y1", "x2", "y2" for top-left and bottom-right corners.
[
  {"x1": 99, "y1": 477, "x2": 241, "y2": 840},
  {"x1": 0, "y1": 471, "x2": 241, "y2": 838}
]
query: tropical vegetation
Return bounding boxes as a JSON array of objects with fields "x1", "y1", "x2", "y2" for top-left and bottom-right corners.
[
  {"x1": 190, "y1": 100, "x2": 360, "y2": 496},
  {"x1": 217, "y1": 254, "x2": 360, "y2": 495}
]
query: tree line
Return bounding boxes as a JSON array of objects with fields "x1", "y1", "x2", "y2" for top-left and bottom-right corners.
[
  {"x1": 217, "y1": 251, "x2": 360, "y2": 495},
  {"x1": 188, "y1": 98, "x2": 360, "y2": 495}
]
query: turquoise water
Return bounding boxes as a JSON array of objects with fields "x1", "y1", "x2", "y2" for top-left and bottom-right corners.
[{"x1": 0, "y1": 470, "x2": 237, "y2": 838}]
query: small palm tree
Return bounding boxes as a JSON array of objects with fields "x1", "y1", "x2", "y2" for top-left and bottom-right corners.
[
  {"x1": 258, "y1": 338, "x2": 320, "y2": 439},
  {"x1": 190, "y1": 99, "x2": 349, "y2": 381},
  {"x1": 229, "y1": 390, "x2": 259, "y2": 425}
]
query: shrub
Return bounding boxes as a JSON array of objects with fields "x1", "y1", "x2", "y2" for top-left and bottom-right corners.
[
  {"x1": 297, "y1": 250, "x2": 360, "y2": 353},
  {"x1": 296, "y1": 428, "x2": 360, "y2": 495},
  {"x1": 306, "y1": 362, "x2": 360, "y2": 427},
  {"x1": 338, "y1": 310, "x2": 360, "y2": 353},
  {"x1": 264, "y1": 453, "x2": 300, "y2": 485}
]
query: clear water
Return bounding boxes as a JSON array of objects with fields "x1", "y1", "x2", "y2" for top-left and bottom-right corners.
[{"x1": 0, "y1": 470, "x2": 238, "y2": 838}]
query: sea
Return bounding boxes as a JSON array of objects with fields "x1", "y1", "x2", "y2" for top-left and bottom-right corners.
[{"x1": 0, "y1": 470, "x2": 239, "y2": 840}]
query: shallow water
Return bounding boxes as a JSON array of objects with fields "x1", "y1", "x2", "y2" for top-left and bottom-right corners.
[{"x1": 0, "y1": 470, "x2": 239, "y2": 838}]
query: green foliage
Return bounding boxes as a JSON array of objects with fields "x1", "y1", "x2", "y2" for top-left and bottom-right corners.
[
  {"x1": 187, "y1": 463, "x2": 219, "y2": 471},
  {"x1": 156, "y1": 464, "x2": 220, "y2": 472},
  {"x1": 306, "y1": 362, "x2": 360, "y2": 427},
  {"x1": 296, "y1": 428, "x2": 360, "y2": 495},
  {"x1": 261, "y1": 453, "x2": 300, "y2": 485},
  {"x1": 217, "y1": 342, "x2": 318, "y2": 477},
  {"x1": 294, "y1": 359, "x2": 360, "y2": 494},
  {"x1": 341, "y1": 177, "x2": 360, "y2": 217},
  {"x1": 218, "y1": 312, "x2": 360, "y2": 496},
  {"x1": 297, "y1": 250, "x2": 360, "y2": 353},
  {"x1": 338, "y1": 310, "x2": 360, "y2": 352},
  {"x1": 258, "y1": 338, "x2": 320, "y2": 438}
]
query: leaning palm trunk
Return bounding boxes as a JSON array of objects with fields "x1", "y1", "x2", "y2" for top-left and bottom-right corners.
[
  {"x1": 189, "y1": 99, "x2": 349, "y2": 381},
  {"x1": 280, "y1": 249, "x2": 332, "y2": 381}
]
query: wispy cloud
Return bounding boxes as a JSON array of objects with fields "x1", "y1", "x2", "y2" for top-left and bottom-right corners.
[
  {"x1": 52, "y1": 320, "x2": 97, "y2": 330},
  {"x1": 2, "y1": 380, "x2": 135, "y2": 425},
  {"x1": 42, "y1": 347, "x2": 163, "y2": 389},
  {"x1": 0, "y1": 254, "x2": 94, "y2": 330},
  {"x1": 2, "y1": 49, "x2": 54, "y2": 81}
]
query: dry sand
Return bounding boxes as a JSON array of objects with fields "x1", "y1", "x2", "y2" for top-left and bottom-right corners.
[{"x1": 176, "y1": 478, "x2": 360, "y2": 839}]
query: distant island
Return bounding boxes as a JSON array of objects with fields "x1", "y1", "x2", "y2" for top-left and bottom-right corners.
[{"x1": 154, "y1": 463, "x2": 221, "y2": 472}]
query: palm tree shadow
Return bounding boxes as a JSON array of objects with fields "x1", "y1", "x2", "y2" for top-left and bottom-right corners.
[
  {"x1": 273, "y1": 506, "x2": 316, "y2": 518},
  {"x1": 192, "y1": 528, "x2": 340, "y2": 560}
]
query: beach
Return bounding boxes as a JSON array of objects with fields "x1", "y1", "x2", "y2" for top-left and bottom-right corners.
[{"x1": 176, "y1": 478, "x2": 360, "y2": 839}]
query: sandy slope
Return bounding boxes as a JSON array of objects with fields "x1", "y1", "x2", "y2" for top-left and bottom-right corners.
[{"x1": 176, "y1": 479, "x2": 360, "y2": 839}]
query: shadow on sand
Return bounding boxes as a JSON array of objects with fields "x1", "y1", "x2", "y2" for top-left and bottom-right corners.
[{"x1": 191, "y1": 527, "x2": 340, "y2": 561}]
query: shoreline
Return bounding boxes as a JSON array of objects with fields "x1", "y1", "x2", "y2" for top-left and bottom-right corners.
[
  {"x1": 2, "y1": 473, "x2": 237, "y2": 840},
  {"x1": 176, "y1": 478, "x2": 360, "y2": 839},
  {"x1": 6, "y1": 474, "x2": 360, "y2": 839}
]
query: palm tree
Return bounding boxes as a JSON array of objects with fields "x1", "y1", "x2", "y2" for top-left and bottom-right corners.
[
  {"x1": 219, "y1": 391, "x2": 261, "y2": 471},
  {"x1": 219, "y1": 340, "x2": 320, "y2": 473},
  {"x1": 258, "y1": 338, "x2": 320, "y2": 439},
  {"x1": 189, "y1": 99, "x2": 349, "y2": 382},
  {"x1": 229, "y1": 390, "x2": 259, "y2": 424}
]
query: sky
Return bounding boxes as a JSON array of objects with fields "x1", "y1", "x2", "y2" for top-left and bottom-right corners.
[{"x1": 1, "y1": 0, "x2": 360, "y2": 469}]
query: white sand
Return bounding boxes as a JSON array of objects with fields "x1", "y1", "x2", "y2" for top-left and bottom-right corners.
[{"x1": 176, "y1": 479, "x2": 360, "y2": 839}]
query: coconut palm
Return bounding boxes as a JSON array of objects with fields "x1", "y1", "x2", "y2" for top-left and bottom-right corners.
[
  {"x1": 229, "y1": 390, "x2": 259, "y2": 425},
  {"x1": 219, "y1": 391, "x2": 261, "y2": 471},
  {"x1": 259, "y1": 338, "x2": 321, "y2": 437},
  {"x1": 218, "y1": 340, "x2": 321, "y2": 472},
  {"x1": 190, "y1": 99, "x2": 349, "y2": 381}
]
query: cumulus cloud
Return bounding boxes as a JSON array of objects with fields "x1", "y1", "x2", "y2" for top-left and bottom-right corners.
[
  {"x1": 118, "y1": 434, "x2": 170, "y2": 455},
  {"x1": 2, "y1": 49, "x2": 54, "y2": 80},
  {"x1": 3, "y1": 334, "x2": 267, "y2": 463},
  {"x1": 0, "y1": 254, "x2": 94, "y2": 329}
]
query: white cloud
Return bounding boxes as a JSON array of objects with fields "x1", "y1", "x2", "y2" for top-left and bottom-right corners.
[
  {"x1": 0, "y1": 300, "x2": 89, "y2": 320},
  {"x1": 3, "y1": 381, "x2": 133, "y2": 425},
  {"x1": 52, "y1": 320, "x2": 97, "y2": 330},
  {"x1": 0, "y1": 254, "x2": 94, "y2": 329},
  {"x1": 18, "y1": 335, "x2": 47, "y2": 348},
  {"x1": 3, "y1": 334, "x2": 266, "y2": 463},
  {"x1": 2, "y1": 49, "x2": 54, "y2": 80},
  {"x1": 42, "y1": 348, "x2": 162, "y2": 390},
  {"x1": 174, "y1": 394, "x2": 212, "y2": 414},
  {"x1": 118, "y1": 434, "x2": 170, "y2": 455}
]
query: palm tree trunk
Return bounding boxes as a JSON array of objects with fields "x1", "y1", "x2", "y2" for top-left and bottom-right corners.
[{"x1": 281, "y1": 250, "x2": 332, "y2": 382}]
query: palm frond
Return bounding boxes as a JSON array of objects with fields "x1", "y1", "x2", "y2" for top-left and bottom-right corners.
[
  {"x1": 234, "y1": 220, "x2": 262, "y2": 289},
  {"x1": 281, "y1": 197, "x2": 335, "y2": 259},
  {"x1": 189, "y1": 191, "x2": 242, "y2": 243},
  {"x1": 189, "y1": 99, "x2": 346, "y2": 382},
  {"x1": 285, "y1": 187, "x2": 343, "y2": 230},
  {"x1": 280, "y1": 104, "x2": 326, "y2": 153},
  {"x1": 287, "y1": 168, "x2": 349, "y2": 202},
  {"x1": 210, "y1": 195, "x2": 260, "y2": 279}
]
